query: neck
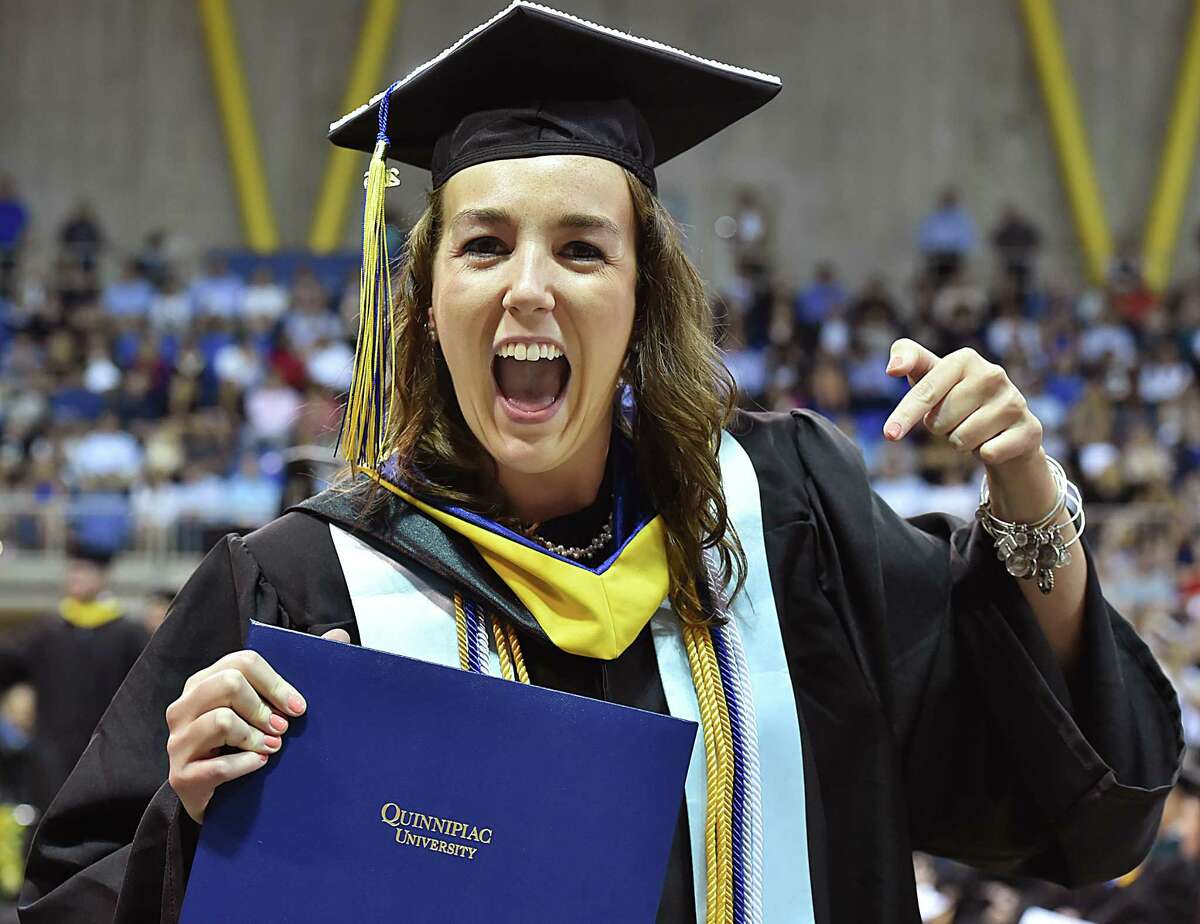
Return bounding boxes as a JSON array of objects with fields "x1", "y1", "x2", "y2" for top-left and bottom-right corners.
[{"x1": 497, "y1": 419, "x2": 612, "y2": 524}]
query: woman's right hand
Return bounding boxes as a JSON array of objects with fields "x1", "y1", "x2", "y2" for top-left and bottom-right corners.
[{"x1": 166, "y1": 628, "x2": 350, "y2": 823}]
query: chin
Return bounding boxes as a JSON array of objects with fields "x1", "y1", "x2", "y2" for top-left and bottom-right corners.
[{"x1": 485, "y1": 420, "x2": 574, "y2": 475}]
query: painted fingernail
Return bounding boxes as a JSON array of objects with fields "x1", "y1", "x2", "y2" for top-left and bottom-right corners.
[
  {"x1": 288, "y1": 694, "x2": 306, "y2": 715},
  {"x1": 885, "y1": 422, "x2": 902, "y2": 439},
  {"x1": 269, "y1": 714, "x2": 288, "y2": 733},
  {"x1": 263, "y1": 735, "x2": 281, "y2": 751}
]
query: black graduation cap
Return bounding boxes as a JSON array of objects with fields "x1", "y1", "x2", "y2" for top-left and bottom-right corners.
[
  {"x1": 328, "y1": 0, "x2": 782, "y2": 194},
  {"x1": 330, "y1": 2, "x2": 781, "y2": 472}
]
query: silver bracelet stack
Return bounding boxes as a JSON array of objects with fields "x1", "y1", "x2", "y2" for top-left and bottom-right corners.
[{"x1": 975, "y1": 454, "x2": 1085, "y2": 595}]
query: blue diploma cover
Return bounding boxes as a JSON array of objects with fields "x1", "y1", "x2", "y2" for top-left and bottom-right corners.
[{"x1": 180, "y1": 621, "x2": 697, "y2": 923}]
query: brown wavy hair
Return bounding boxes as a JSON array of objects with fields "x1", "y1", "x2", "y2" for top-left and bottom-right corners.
[{"x1": 348, "y1": 167, "x2": 745, "y2": 625}]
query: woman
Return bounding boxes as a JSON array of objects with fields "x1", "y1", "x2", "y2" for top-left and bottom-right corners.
[{"x1": 20, "y1": 4, "x2": 1182, "y2": 923}]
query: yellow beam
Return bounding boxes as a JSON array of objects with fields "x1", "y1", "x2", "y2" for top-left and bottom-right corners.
[
  {"x1": 1143, "y1": 1, "x2": 1200, "y2": 292},
  {"x1": 308, "y1": 0, "x2": 402, "y2": 253},
  {"x1": 196, "y1": 0, "x2": 280, "y2": 252},
  {"x1": 1018, "y1": 0, "x2": 1112, "y2": 284}
]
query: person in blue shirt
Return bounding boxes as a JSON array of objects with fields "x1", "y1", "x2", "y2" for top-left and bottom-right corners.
[
  {"x1": 0, "y1": 177, "x2": 28, "y2": 301},
  {"x1": 918, "y1": 187, "x2": 977, "y2": 287}
]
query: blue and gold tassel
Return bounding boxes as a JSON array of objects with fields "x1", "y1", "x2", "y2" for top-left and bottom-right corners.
[{"x1": 338, "y1": 81, "x2": 402, "y2": 470}]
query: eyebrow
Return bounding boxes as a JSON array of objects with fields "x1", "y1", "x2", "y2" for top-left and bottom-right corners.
[{"x1": 448, "y1": 207, "x2": 622, "y2": 239}]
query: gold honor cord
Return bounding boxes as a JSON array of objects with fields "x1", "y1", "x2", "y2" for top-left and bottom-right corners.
[
  {"x1": 684, "y1": 623, "x2": 736, "y2": 924},
  {"x1": 1020, "y1": 0, "x2": 1200, "y2": 289},
  {"x1": 195, "y1": 0, "x2": 399, "y2": 252},
  {"x1": 491, "y1": 613, "x2": 518, "y2": 682},
  {"x1": 454, "y1": 593, "x2": 471, "y2": 678},
  {"x1": 502, "y1": 621, "x2": 531, "y2": 684}
]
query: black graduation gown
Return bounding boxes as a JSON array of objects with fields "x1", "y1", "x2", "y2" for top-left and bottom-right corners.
[
  {"x1": 0, "y1": 610, "x2": 147, "y2": 812},
  {"x1": 18, "y1": 409, "x2": 1183, "y2": 923}
]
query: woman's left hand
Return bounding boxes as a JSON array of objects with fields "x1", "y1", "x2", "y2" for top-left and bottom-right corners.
[{"x1": 880, "y1": 338, "x2": 1044, "y2": 468}]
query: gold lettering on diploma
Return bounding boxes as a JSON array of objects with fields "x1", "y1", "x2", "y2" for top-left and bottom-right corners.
[{"x1": 380, "y1": 802, "x2": 494, "y2": 862}]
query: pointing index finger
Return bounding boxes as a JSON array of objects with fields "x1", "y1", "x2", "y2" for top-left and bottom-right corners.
[{"x1": 884, "y1": 355, "x2": 964, "y2": 441}]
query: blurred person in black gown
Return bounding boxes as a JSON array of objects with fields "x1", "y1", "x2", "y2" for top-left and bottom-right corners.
[{"x1": 0, "y1": 543, "x2": 147, "y2": 811}]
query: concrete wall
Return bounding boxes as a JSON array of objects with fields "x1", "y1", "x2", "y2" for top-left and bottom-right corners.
[{"x1": 3, "y1": 0, "x2": 1199, "y2": 291}]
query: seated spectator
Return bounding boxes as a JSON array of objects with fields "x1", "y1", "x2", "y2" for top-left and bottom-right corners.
[
  {"x1": 244, "y1": 370, "x2": 302, "y2": 446},
  {"x1": 66, "y1": 412, "x2": 142, "y2": 486},
  {"x1": 49, "y1": 371, "x2": 106, "y2": 424},
  {"x1": 985, "y1": 295, "x2": 1043, "y2": 365},
  {"x1": 989, "y1": 204, "x2": 1041, "y2": 298},
  {"x1": 284, "y1": 295, "x2": 342, "y2": 352},
  {"x1": 142, "y1": 419, "x2": 185, "y2": 479},
  {"x1": 1078, "y1": 301, "x2": 1139, "y2": 368},
  {"x1": 135, "y1": 229, "x2": 176, "y2": 289},
  {"x1": 294, "y1": 384, "x2": 342, "y2": 445},
  {"x1": 224, "y1": 452, "x2": 283, "y2": 528},
  {"x1": 807, "y1": 352, "x2": 851, "y2": 416},
  {"x1": 0, "y1": 331, "x2": 43, "y2": 383},
  {"x1": 242, "y1": 266, "x2": 289, "y2": 325},
  {"x1": 305, "y1": 335, "x2": 354, "y2": 393},
  {"x1": 1109, "y1": 241, "x2": 1160, "y2": 328},
  {"x1": 113, "y1": 369, "x2": 165, "y2": 426},
  {"x1": 793, "y1": 261, "x2": 846, "y2": 332},
  {"x1": 102, "y1": 260, "x2": 154, "y2": 319},
  {"x1": 57, "y1": 201, "x2": 104, "y2": 273},
  {"x1": 918, "y1": 187, "x2": 976, "y2": 286},
  {"x1": 1123, "y1": 418, "x2": 1175, "y2": 497},
  {"x1": 213, "y1": 330, "x2": 263, "y2": 391},
  {"x1": 0, "y1": 175, "x2": 28, "y2": 300},
  {"x1": 871, "y1": 441, "x2": 933, "y2": 519},
  {"x1": 190, "y1": 253, "x2": 245, "y2": 320},
  {"x1": 82, "y1": 334, "x2": 120, "y2": 395},
  {"x1": 1139, "y1": 338, "x2": 1195, "y2": 405},
  {"x1": 930, "y1": 274, "x2": 988, "y2": 348},
  {"x1": 148, "y1": 272, "x2": 192, "y2": 334}
]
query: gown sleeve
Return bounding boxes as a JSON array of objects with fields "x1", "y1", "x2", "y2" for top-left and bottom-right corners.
[
  {"x1": 17, "y1": 533, "x2": 291, "y2": 923},
  {"x1": 790, "y1": 408, "x2": 1184, "y2": 885}
]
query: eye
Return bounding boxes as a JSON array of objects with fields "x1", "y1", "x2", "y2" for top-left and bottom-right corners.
[
  {"x1": 461, "y1": 236, "x2": 506, "y2": 257},
  {"x1": 562, "y1": 241, "x2": 604, "y2": 261}
]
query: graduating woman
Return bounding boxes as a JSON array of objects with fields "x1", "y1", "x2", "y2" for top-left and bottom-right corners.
[{"x1": 20, "y1": 4, "x2": 1182, "y2": 922}]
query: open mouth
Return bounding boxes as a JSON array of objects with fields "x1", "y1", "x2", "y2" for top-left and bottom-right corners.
[{"x1": 492, "y1": 341, "x2": 571, "y2": 420}]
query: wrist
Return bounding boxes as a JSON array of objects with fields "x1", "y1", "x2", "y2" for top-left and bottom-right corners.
[{"x1": 984, "y1": 446, "x2": 1055, "y2": 522}]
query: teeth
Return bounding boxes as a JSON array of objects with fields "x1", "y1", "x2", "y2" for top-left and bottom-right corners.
[{"x1": 494, "y1": 342, "x2": 564, "y2": 361}]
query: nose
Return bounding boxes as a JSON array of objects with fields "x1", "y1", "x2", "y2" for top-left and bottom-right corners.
[{"x1": 501, "y1": 243, "x2": 556, "y2": 316}]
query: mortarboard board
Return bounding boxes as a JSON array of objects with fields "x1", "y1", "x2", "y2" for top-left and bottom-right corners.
[
  {"x1": 328, "y1": 0, "x2": 782, "y2": 194},
  {"x1": 329, "y1": 1, "x2": 782, "y2": 470}
]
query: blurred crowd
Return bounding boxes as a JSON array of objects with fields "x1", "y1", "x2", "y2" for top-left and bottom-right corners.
[
  {"x1": 2, "y1": 174, "x2": 1200, "y2": 918},
  {"x1": 715, "y1": 184, "x2": 1198, "y2": 648},
  {"x1": 0, "y1": 182, "x2": 355, "y2": 555}
]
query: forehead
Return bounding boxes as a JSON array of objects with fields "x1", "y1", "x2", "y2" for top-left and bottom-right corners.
[{"x1": 442, "y1": 154, "x2": 634, "y2": 232}]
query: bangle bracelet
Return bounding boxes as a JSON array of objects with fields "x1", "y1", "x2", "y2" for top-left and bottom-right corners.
[{"x1": 975, "y1": 454, "x2": 1085, "y2": 594}]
